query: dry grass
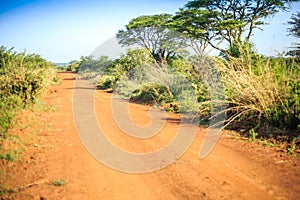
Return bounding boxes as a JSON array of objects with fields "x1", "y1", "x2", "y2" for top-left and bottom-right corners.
[{"x1": 214, "y1": 50, "x2": 299, "y2": 139}]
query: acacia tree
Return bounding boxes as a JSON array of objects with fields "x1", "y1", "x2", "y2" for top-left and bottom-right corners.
[
  {"x1": 116, "y1": 14, "x2": 189, "y2": 64},
  {"x1": 170, "y1": 9, "x2": 219, "y2": 57},
  {"x1": 178, "y1": 0, "x2": 299, "y2": 57},
  {"x1": 287, "y1": 12, "x2": 300, "y2": 58},
  {"x1": 288, "y1": 12, "x2": 300, "y2": 37}
]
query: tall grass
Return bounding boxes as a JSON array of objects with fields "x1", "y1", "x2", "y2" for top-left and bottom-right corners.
[{"x1": 215, "y1": 50, "x2": 300, "y2": 141}]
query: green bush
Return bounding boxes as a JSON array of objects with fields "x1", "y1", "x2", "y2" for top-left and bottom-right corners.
[
  {"x1": 132, "y1": 83, "x2": 174, "y2": 105},
  {"x1": 114, "y1": 59, "x2": 203, "y2": 116},
  {"x1": 94, "y1": 48, "x2": 156, "y2": 89},
  {"x1": 0, "y1": 46, "x2": 57, "y2": 160},
  {"x1": 97, "y1": 75, "x2": 116, "y2": 89},
  {"x1": 66, "y1": 60, "x2": 81, "y2": 72}
]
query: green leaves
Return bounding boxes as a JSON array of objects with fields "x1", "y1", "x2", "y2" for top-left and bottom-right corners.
[
  {"x1": 288, "y1": 12, "x2": 300, "y2": 38},
  {"x1": 172, "y1": 9, "x2": 215, "y2": 38},
  {"x1": 117, "y1": 0, "x2": 298, "y2": 60},
  {"x1": 0, "y1": 46, "x2": 57, "y2": 140},
  {"x1": 126, "y1": 14, "x2": 172, "y2": 29},
  {"x1": 117, "y1": 14, "x2": 190, "y2": 63},
  {"x1": 286, "y1": 12, "x2": 300, "y2": 59},
  {"x1": 96, "y1": 48, "x2": 155, "y2": 89},
  {"x1": 178, "y1": 0, "x2": 298, "y2": 57}
]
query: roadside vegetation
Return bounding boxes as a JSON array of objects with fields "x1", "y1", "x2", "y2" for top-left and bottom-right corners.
[
  {"x1": 76, "y1": 0, "x2": 300, "y2": 155},
  {"x1": 1, "y1": 0, "x2": 299, "y2": 198},
  {"x1": 1, "y1": 1, "x2": 298, "y2": 158},
  {"x1": 0, "y1": 46, "x2": 58, "y2": 161}
]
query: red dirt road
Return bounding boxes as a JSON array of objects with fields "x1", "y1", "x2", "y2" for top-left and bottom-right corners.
[{"x1": 1, "y1": 72, "x2": 300, "y2": 199}]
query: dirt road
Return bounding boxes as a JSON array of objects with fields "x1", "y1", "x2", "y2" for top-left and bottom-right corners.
[{"x1": 1, "y1": 72, "x2": 299, "y2": 199}]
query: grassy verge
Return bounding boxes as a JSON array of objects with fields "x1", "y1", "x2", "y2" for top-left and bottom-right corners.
[{"x1": 0, "y1": 46, "x2": 58, "y2": 161}]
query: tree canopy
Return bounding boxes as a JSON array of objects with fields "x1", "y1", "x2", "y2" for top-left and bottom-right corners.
[
  {"x1": 288, "y1": 12, "x2": 300, "y2": 38},
  {"x1": 170, "y1": 9, "x2": 218, "y2": 56},
  {"x1": 176, "y1": 0, "x2": 299, "y2": 57},
  {"x1": 116, "y1": 14, "x2": 189, "y2": 64},
  {"x1": 287, "y1": 12, "x2": 300, "y2": 58},
  {"x1": 117, "y1": 0, "x2": 299, "y2": 59}
]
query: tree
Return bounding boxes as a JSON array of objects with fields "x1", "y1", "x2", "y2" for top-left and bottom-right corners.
[
  {"x1": 288, "y1": 12, "x2": 300, "y2": 38},
  {"x1": 170, "y1": 9, "x2": 218, "y2": 57},
  {"x1": 179, "y1": 0, "x2": 299, "y2": 57},
  {"x1": 116, "y1": 14, "x2": 189, "y2": 64},
  {"x1": 287, "y1": 12, "x2": 300, "y2": 58},
  {"x1": 77, "y1": 55, "x2": 112, "y2": 73}
]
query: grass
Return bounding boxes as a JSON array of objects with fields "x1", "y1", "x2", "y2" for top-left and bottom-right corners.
[
  {"x1": 249, "y1": 128, "x2": 258, "y2": 142},
  {"x1": 0, "y1": 186, "x2": 17, "y2": 196},
  {"x1": 214, "y1": 51, "x2": 299, "y2": 145},
  {"x1": 50, "y1": 179, "x2": 68, "y2": 187},
  {"x1": 0, "y1": 102, "x2": 53, "y2": 196},
  {"x1": 261, "y1": 140, "x2": 277, "y2": 148},
  {"x1": 0, "y1": 149, "x2": 21, "y2": 161},
  {"x1": 0, "y1": 95, "x2": 57, "y2": 163},
  {"x1": 287, "y1": 135, "x2": 300, "y2": 156},
  {"x1": 204, "y1": 49, "x2": 300, "y2": 154}
]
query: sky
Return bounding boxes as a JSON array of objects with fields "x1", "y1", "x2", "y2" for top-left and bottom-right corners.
[{"x1": 0, "y1": 0, "x2": 299, "y2": 63}]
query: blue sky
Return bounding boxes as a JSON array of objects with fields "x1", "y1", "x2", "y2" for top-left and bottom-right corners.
[{"x1": 0, "y1": 0, "x2": 299, "y2": 63}]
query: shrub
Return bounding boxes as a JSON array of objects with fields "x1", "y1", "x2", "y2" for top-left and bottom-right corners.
[
  {"x1": 114, "y1": 60, "x2": 202, "y2": 116},
  {"x1": 66, "y1": 60, "x2": 81, "y2": 72},
  {"x1": 216, "y1": 51, "x2": 300, "y2": 139},
  {"x1": 94, "y1": 48, "x2": 156, "y2": 89},
  {"x1": 97, "y1": 75, "x2": 116, "y2": 89},
  {"x1": 132, "y1": 83, "x2": 174, "y2": 105},
  {"x1": 0, "y1": 46, "x2": 57, "y2": 160},
  {"x1": 50, "y1": 179, "x2": 68, "y2": 187}
]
